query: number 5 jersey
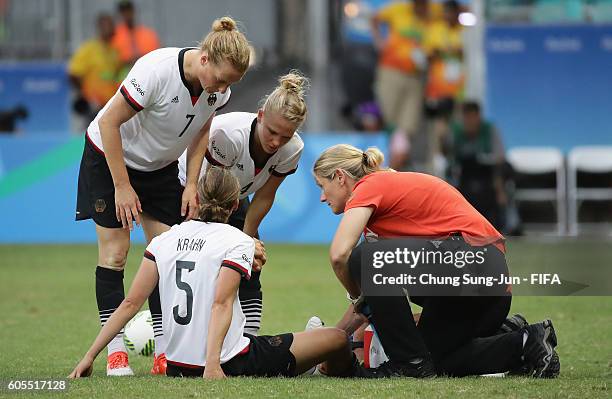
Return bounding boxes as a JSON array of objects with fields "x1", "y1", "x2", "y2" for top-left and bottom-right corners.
[{"x1": 144, "y1": 220, "x2": 254, "y2": 367}]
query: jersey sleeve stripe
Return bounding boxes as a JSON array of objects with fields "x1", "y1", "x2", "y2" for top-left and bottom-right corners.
[
  {"x1": 120, "y1": 85, "x2": 144, "y2": 112},
  {"x1": 271, "y1": 167, "x2": 298, "y2": 177},
  {"x1": 205, "y1": 149, "x2": 225, "y2": 166},
  {"x1": 222, "y1": 260, "x2": 250, "y2": 280},
  {"x1": 85, "y1": 131, "x2": 105, "y2": 155},
  {"x1": 144, "y1": 250, "x2": 156, "y2": 262}
]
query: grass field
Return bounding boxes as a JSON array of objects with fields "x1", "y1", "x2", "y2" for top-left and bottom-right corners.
[{"x1": 0, "y1": 241, "x2": 611, "y2": 398}]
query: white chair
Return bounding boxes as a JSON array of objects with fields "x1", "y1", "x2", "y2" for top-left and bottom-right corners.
[
  {"x1": 567, "y1": 146, "x2": 612, "y2": 236},
  {"x1": 506, "y1": 147, "x2": 566, "y2": 235}
]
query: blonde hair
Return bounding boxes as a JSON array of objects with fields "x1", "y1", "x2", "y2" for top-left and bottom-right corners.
[
  {"x1": 261, "y1": 70, "x2": 309, "y2": 128},
  {"x1": 200, "y1": 16, "x2": 250, "y2": 74},
  {"x1": 197, "y1": 166, "x2": 241, "y2": 223},
  {"x1": 313, "y1": 144, "x2": 386, "y2": 181}
]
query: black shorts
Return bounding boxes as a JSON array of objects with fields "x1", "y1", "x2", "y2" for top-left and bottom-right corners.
[
  {"x1": 75, "y1": 136, "x2": 184, "y2": 228},
  {"x1": 166, "y1": 333, "x2": 296, "y2": 378}
]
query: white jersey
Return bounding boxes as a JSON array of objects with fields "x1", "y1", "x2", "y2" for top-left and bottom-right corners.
[
  {"x1": 87, "y1": 47, "x2": 231, "y2": 172},
  {"x1": 178, "y1": 112, "x2": 303, "y2": 199},
  {"x1": 145, "y1": 220, "x2": 253, "y2": 367}
]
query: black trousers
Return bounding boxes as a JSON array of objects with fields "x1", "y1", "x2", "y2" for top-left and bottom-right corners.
[{"x1": 349, "y1": 239, "x2": 524, "y2": 376}]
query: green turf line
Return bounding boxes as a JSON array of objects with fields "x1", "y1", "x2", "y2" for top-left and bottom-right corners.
[{"x1": 0, "y1": 136, "x2": 84, "y2": 198}]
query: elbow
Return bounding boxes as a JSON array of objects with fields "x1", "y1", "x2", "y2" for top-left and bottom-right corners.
[
  {"x1": 211, "y1": 299, "x2": 233, "y2": 311},
  {"x1": 330, "y1": 250, "x2": 350, "y2": 273},
  {"x1": 98, "y1": 112, "x2": 112, "y2": 132},
  {"x1": 262, "y1": 197, "x2": 275, "y2": 213},
  {"x1": 122, "y1": 297, "x2": 141, "y2": 314},
  {"x1": 257, "y1": 194, "x2": 275, "y2": 208}
]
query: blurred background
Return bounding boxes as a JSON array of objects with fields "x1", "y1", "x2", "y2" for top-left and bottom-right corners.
[{"x1": 0, "y1": 0, "x2": 611, "y2": 243}]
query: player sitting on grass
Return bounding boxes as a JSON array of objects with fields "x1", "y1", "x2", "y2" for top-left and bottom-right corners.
[
  {"x1": 178, "y1": 71, "x2": 309, "y2": 337},
  {"x1": 69, "y1": 167, "x2": 363, "y2": 379}
]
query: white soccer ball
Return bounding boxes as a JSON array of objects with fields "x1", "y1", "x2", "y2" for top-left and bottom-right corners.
[{"x1": 123, "y1": 310, "x2": 155, "y2": 357}]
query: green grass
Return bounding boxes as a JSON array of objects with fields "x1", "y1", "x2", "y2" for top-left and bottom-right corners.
[{"x1": 0, "y1": 242, "x2": 611, "y2": 398}]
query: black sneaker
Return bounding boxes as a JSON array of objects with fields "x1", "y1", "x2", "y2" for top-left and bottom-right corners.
[
  {"x1": 498, "y1": 314, "x2": 532, "y2": 375},
  {"x1": 523, "y1": 319, "x2": 560, "y2": 378},
  {"x1": 354, "y1": 358, "x2": 436, "y2": 379},
  {"x1": 498, "y1": 314, "x2": 529, "y2": 334}
]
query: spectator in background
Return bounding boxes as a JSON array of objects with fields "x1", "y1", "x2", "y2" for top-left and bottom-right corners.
[
  {"x1": 68, "y1": 13, "x2": 120, "y2": 125},
  {"x1": 425, "y1": 0, "x2": 465, "y2": 176},
  {"x1": 112, "y1": 0, "x2": 160, "y2": 78},
  {"x1": 370, "y1": 0, "x2": 435, "y2": 170},
  {"x1": 450, "y1": 101, "x2": 507, "y2": 230}
]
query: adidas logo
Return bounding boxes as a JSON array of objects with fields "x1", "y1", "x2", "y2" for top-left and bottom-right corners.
[
  {"x1": 430, "y1": 240, "x2": 443, "y2": 249},
  {"x1": 171, "y1": 96, "x2": 179, "y2": 103}
]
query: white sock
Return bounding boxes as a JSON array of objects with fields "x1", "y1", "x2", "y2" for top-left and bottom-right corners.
[
  {"x1": 154, "y1": 334, "x2": 167, "y2": 356},
  {"x1": 107, "y1": 332, "x2": 126, "y2": 355},
  {"x1": 100, "y1": 308, "x2": 127, "y2": 355}
]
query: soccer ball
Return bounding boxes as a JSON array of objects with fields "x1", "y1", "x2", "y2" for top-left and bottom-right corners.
[{"x1": 123, "y1": 310, "x2": 155, "y2": 357}]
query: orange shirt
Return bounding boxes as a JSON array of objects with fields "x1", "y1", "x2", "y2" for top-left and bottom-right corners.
[
  {"x1": 424, "y1": 20, "x2": 464, "y2": 100},
  {"x1": 345, "y1": 171, "x2": 505, "y2": 252},
  {"x1": 376, "y1": 2, "x2": 426, "y2": 74},
  {"x1": 376, "y1": 2, "x2": 443, "y2": 74},
  {"x1": 112, "y1": 23, "x2": 160, "y2": 64}
]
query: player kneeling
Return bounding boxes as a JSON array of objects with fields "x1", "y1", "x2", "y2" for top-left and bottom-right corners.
[{"x1": 69, "y1": 167, "x2": 361, "y2": 379}]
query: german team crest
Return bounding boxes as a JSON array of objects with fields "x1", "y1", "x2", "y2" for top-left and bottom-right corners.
[
  {"x1": 207, "y1": 93, "x2": 217, "y2": 106},
  {"x1": 267, "y1": 335, "x2": 283, "y2": 347},
  {"x1": 94, "y1": 199, "x2": 107, "y2": 213}
]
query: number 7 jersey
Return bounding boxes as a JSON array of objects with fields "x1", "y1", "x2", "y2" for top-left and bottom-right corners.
[
  {"x1": 86, "y1": 47, "x2": 230, "y2": 172},
  {"x1": 144, "y1": 220, "x2": 254, "y2": 367},
  {"x1": 178, "y1": 112, "x2": 304, "y2": 199}
]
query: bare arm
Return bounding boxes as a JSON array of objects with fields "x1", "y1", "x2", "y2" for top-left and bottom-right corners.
[
  {"x1": 243, "y1": 175, "x2": 285, "y2": 237},
  {"x1": 183, "y1": 114, "x2": 214, "y2": 220},
  {"x1": 336, "y1": 304, "x2": 368, "y2": 335},
  {"x1": 330, "y1": 207, "x2": 373, "y2": 299},
  {"x1": 69, "y1": 258, "x2": 159, "y2": 378},
  {"x1": 204, "y1": 267, "x2": 241, "y2": 379},
  {"x1": 97, "y1": 95, "x2": 140, "y2": 230}
]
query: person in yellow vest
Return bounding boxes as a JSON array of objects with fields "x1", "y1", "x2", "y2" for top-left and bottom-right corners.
[
  {"x1": 370, "y1": 0, "x2": 441, "y2": 171},
  {"x1": 424, "y1": 0, "x2": 465, "y2": 174},
  {"x1": 68, "y1": 13, "x2": 121, "y2": 123}
]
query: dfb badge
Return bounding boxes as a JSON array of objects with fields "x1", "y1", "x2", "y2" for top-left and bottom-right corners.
[
  {"x1": 267, "y1": 335, "x2": 283, "y2": 347},
  {"x1": 207, "y1": 93, "x2": 217, "y2": 106},
  {"x1": 95, "y1": 199, "x2": 107, "y2": 213}
]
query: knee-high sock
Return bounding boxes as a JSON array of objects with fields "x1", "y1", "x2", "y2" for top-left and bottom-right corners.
[
  {"x1": 148, "y1": 285, "x2": 166, "y2": 355},
  {"x1": 240, "y1": 290, "x2": 263, "y2": 336},
  {"x1": 96, "y1": 266, "x2": 127, "y2": 355}
]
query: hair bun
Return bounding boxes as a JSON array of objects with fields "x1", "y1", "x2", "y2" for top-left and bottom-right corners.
[
  {"x1": 279, "y1": 70, "x2": 309, "y2": 97},
  {"x1": 212, "y1": 16, "x2": 237, "y2": 32},
  {"x1": 363, "y1": 147, "x2": 384, "y2": 169}
]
